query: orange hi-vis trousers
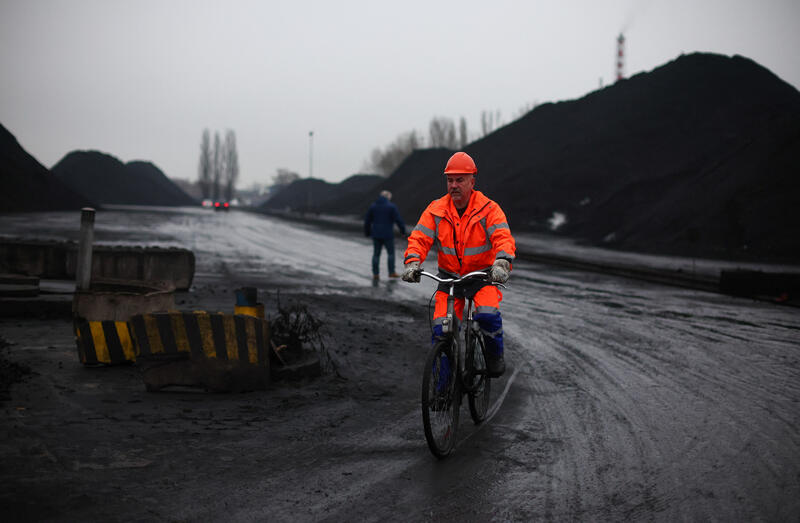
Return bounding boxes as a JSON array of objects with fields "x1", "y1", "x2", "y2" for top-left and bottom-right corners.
[{"x1": 432, "y1": 285, "x2": 504, "y2": 356}]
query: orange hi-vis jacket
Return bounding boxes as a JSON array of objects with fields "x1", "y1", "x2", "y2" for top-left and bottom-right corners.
[{"x1": 404, "y1": 190, "x2": 516, "y2": 276}]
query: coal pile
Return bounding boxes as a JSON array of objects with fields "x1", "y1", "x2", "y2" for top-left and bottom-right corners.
[
  {"x1": 125, "y1": 161, "x2": 199, "y2": 206},
  {"x1": 0, "y1": 123, "x2": 95, "y2": 212},
  {"x1": 317, "y1": 174, "x2": 392, "y2": 215},
  {"x1": 330, "y1": 149, "x2": 454, "y2": 222},
  {"x1": 261, "y1": 174, "x2": 382, "y2": 214},
  {"x1": 316, "y1": 53, "x2": 800, "y2": 262},
  {"x1": 52, "y1": 151, "x2": 197, "y2": 207},
  {"x1": 463, "y1": 52, "x2": 800, "y2": 262}
]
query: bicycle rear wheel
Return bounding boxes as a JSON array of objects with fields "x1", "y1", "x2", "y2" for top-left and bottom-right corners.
[
  {"x1": 421, "y1": 339, "x2": 460, "y2": 458},
  {"x1": 467, "y1": 333, "x2": 491, "y2": 424}
]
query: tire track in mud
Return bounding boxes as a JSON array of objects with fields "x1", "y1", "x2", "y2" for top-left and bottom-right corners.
[
  {"x1": 538, "y1": 333, "x2": 666, "y2": 520},
  {"x1": 484, "y1": 266, "x2": 800, "y2": 520},
  {"x1": 393, "y1": 281, "x2": 798, "y2": 520}
]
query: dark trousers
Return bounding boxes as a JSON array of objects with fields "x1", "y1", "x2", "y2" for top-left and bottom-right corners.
[{"x1": 372, "y1": 237, "x2": 395, "y2": 275}]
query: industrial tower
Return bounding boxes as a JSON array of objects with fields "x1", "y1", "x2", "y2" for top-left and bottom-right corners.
[{"x1": 616, "y1": 33, "x2": 625, "y2": 81}]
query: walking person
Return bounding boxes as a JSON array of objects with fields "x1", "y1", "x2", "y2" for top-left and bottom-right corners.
[
  {"x1": 364, "y1": 190, "x2": 406, "y2": 280},
  {"x1": 402, "y1": 152, "x2": 516, "y2": 377}
]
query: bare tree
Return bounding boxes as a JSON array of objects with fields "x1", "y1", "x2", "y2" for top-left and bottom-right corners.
[
  {"x1": 367, "y1": 147, "x2": 384, "y2": 174},
  {"x1": 429, "y1": 117, "x2": 457, "y2": 148},
  {"x1": 197, "y1": 129, "x2": 211, "y2": 199},
  {"x1": 363, "y1": 130, "x2": 421, "y2": 176},
  {"x1": 480, "y1": 109, "x2": 505, "y2": 137},
  {"x1": 458, "y1": 117, "x2": 468, "y2": 148},
  {"x1": 223, "y1": 130, "x2": 239, "y2": 201},
  {"x1": 480, "y1": 110, "x2": 492, "y2": 137},
  {"x1": 511, "y1": 100, "x2": 539, "y2": 121},
  {"x1": 272, "y1": 168, "x2": 300, "y2": 188},
  {"x1": 212, "y1": 131, "x2": 222, "y2": 201}
]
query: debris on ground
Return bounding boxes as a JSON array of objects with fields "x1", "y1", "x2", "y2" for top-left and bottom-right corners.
[
  {"x1": 268, "y1": 292, "x2": 339, "y2": 378},
  {"x1": 0, "y1": 337, "x2": 32, "y2": 401}
]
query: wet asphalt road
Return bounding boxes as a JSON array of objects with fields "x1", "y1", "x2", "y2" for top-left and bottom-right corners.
[{"x1": 2, "y1": 206, "x2": 799, "y2": 521}]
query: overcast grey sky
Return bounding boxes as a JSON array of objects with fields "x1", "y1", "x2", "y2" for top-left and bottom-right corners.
[{"x1": 1, "y1": 0, "x2": 798, "y2": 189}]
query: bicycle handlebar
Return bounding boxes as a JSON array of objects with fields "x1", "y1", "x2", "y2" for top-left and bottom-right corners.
[
  {"x1": 418, "y1": 270, "x2": 485, "y2": 284},
  {"x1": 418, "y1": 269, "x2": 506, "y2": 288}
]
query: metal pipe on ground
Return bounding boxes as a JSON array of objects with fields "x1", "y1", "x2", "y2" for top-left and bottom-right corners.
[{"x1": 76, "y1": 208, "x2": 95, "y2": 291}]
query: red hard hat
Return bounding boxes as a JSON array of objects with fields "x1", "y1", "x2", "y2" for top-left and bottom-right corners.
[{"x1": 444, "y1": 152, "x2": 477, "y2": 175}]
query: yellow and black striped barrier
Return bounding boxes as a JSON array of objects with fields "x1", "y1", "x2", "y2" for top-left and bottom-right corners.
[
  {"x1": 74, "y1": 311, "x2": 270, "y2": 369},
  {"x1": 131, "y1": 311, "x2": 271, "y2": 391},
  {"x1": 128, "y1": 311, "x2": 269, "y2": 366},
  {"x1": 74, "y1": 319, "x2": 137, "y2": 365},
  {"x1": 234, "y1": 303, "x2": 264, "y2": 319}
]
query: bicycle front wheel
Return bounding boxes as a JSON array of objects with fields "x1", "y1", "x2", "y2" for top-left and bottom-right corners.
[
  {"x1": 467, "y1": 333, "x2": 491, "y2": 424},
  {"x1": 421, "y1": 339, "x2": 460, "y2": 458}
]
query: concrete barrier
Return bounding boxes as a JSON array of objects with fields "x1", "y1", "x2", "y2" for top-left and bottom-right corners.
[
  {"x1": 74, "y1": 319, "x2": 137, "y2": 365},
  {"x1": 72, "y1": 279, "x2": 175, "y2": 365},
  {"x1": 0, "y1": 239, "x2": 195, "y2": 290},
  {"x1": 130, "y1": 311, "x2": 271, "y2": 392},
  {"x1": 720, "y1": 270, "x2": 800, "y2": 303},
  {"x1": 85, "y1": 246, "x2": 194, "y2": 290},
  {"x1": 73, "y1": 279, "x2": 176, "y2": 321},
  {"x1": 0, "y1": 273, "x2": 40, "y2": 297},
  {"x1": 0, "y1": 239, "x2": 72, "y2": 279}
]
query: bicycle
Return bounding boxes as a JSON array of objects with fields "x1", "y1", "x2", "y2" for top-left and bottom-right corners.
[{"x1": 416, "y1": 269, "x2": 505, "y2": 458}]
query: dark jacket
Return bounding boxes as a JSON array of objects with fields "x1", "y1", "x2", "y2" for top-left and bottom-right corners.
[{"x1": 364, "y1": 196, "x2": 406, "y2": 240}]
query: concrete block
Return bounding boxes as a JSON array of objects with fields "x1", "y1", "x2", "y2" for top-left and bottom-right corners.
[
  {"x1": 74, "y1": 319, "x2": 137, "y2": 365},
  {"x1": 72, "y1": 279, "x2": 175, "y2": 322},
  {"x1": 138, "y1": 355, "x2": 270, "y2": 392},
  {"x1": 72, "y1": 280, "x2": 175, "y2": 365},
  {"x1": 0, "y1": 239, "x2": 195, "y2": 290},
  {"x1": 0, "y1": 239, "x2": 72, "y2": 279},
  {"x1": 129, "y1": 311, "x2": 271, "y2": 391},
  {"x1": 88, "y1": 246, "x2": 195, "y2": 290}
]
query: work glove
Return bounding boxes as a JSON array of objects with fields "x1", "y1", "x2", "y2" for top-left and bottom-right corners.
[
  {"x1": 402, "y1": 261, "x2": 421, "y2": 283},
  {"x1": 489, "y1": 259, "x2": 511, "y2": 284}
]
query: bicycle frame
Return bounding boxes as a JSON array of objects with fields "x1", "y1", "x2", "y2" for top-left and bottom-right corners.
[{"x1": 419, "y1": 270, "x2": 495, "y2": 390}]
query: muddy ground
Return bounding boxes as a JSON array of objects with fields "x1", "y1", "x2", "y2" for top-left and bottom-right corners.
[
  {"x1": 3, "y1": 208, "x2": 799, "y2": 521},
  {"x1": 0, "y1": 272, "x2": 436, "y2": 521}
]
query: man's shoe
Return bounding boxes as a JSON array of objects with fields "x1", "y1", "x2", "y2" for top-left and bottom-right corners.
[
  {"x1": 486, "y1": 353, "x2": 505, "y2": 378},
  {"x1": 389, "y1": 272, "x2": 400, "y2": 278},
  {"x1": 372, "y1": 274, "x2": 380, "y2": 280}
]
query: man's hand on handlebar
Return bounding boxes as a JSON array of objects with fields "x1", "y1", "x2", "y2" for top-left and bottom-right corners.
[
  {"x1": 402, "y1": 261, "x2": 421, "y2": 283},
  {"x1": 489, "y1": 259, "x2": 511, "y2": 284}
]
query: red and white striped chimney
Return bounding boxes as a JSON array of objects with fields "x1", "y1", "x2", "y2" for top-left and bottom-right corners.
[{"x1": 616, "y1": 33, "x2": 625, "y2": 81}]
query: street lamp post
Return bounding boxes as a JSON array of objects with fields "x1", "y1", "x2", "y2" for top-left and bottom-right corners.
[
  {"x1": 306, "y1": 130, "x2": 314, "y2": 213},
  {"x1": 308, "y1": 130, "x2": 314, "y2": 179}
]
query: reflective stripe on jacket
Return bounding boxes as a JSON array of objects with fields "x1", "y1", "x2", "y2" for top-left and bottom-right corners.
[{"x1": 403, "y1": 190, "x2": 516, "y2": 276}]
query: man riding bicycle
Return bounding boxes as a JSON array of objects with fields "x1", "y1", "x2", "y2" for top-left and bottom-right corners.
[{"x1": 402, "y1": 151, "x2": 516, "y2": 377}]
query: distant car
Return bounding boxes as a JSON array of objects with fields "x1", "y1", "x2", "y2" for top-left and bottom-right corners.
[
  {"x1": 214, "y1": 201, "x2": 230, "y2": 211},
  {"x1": 201, "y1": 199, "x2": 214, "y2": 208}
]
